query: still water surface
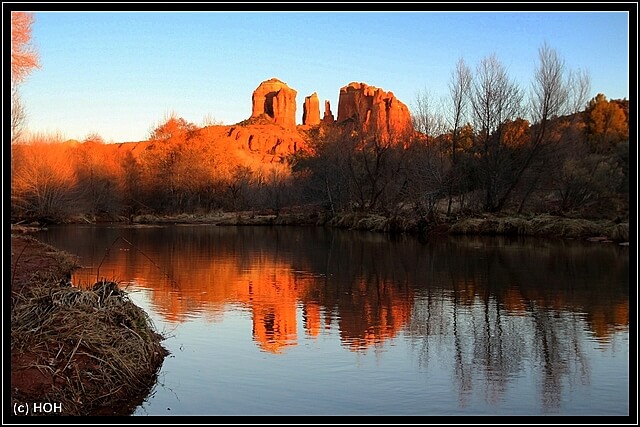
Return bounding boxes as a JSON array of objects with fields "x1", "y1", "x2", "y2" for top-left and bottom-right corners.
[{"x1": 36, "y1": 225, "x2": 629, "y2": 417}]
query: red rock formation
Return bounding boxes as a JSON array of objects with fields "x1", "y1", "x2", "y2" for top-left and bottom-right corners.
[
  {"x1": 323, "y1": 100, "x2": 335, "y2": 124},
  {"x1": 223, "y1": 124, "x2": 305, "y2": 163},
  {"x1": 336, "y1": 82, "x2": 412, "y2": 140},
  {"x1": 302, "y1": 93, "x2": 321, "y2": 126},
  {"x1": 251, "y1": 78, "x2": 297, "y2": 129}
]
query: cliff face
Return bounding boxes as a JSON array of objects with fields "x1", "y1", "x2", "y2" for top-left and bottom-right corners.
[
  {"x1": 323, "y1": 100, "x2": 335, "y2": 124},
  {"x1": 251, "y1": 78, "x2": 413, "y2": 140},
  {"x1": 302, "y1": 93, "x2": 321, "y2": 126},
  {"x1": 251, "y1": 78, "x2": 297, "y2": 130},
  {"x1": 225, "y1": 124, "x2": 304, "y2": 164},
  {"x1": 233, "y1": 79, "x2": 414, "y2": 166},
  {"x1": 127, "y1": 78, "x2": 414, "y2": 172},
  {"x1": 336, "y1": 82, "x2": 412, "y2": 140}
]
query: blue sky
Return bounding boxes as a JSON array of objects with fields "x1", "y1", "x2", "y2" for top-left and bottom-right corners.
[{"x1": 17, "y1": 9, "x2": 631, "y2": 143}]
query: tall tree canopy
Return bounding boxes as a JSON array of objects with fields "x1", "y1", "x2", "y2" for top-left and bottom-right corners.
[
  {"x1": 11, "y1": 11, "x2": 40, "y2": 83},
  {"x1": 11, "y1": 12, "x2": 40, "y2": 143}
]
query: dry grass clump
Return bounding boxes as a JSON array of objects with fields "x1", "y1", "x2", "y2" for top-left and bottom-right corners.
[
  {"x1": 495, "y1": 217, "x2": 529, "y2": 235},
  {"x1": 11, "y1": 235, "x2": 80, "y2": 298},
  {"x1": 607, "y1": 223, "x2": 629, "y2": 242},
  {"x1": 355, "y1": 214, "x2": 388, "y2": 231},
  {"x1": 380, "y1": 215, "x2": 421, "y2": 233},
  {"x1": 327, "y1": 213, "x2": 419, "y2": 233},
  {"x1": 11, "y1": 280, "x2": 168, "y2": 416},
  {"x1": 525, "y1": 215, "x2": 605, "y2": 238},
  {"x1": 327, "y1": 212, "x2": 358, "y2": 228},
  {"x1": 449, "y1": 214, "x2": 622, "y2": 241},
  {"x1": 449, "y1": 217, "x2": 489, "y2": 234},
  {"x1": 450, "y1": 216, "x2": 530, "y2": 235},
  {"x1": 10, "y1": 224, "x2": 43, "y2": 234}
]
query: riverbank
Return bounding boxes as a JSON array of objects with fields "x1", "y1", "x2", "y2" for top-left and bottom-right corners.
[
  {"x1": 56, "y1": 210, "x2": 628, "y2": 244},
  {"x1": 14, "y1": 208, "x2": 630, "y2": 248},
  {"x1": 10, "y1": 234, "x2": 168, "y2": 417}
]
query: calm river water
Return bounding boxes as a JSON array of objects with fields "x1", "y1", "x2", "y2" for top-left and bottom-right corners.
[{"x1": 35, "y1": 224, "x2": 630, "y2": 417}]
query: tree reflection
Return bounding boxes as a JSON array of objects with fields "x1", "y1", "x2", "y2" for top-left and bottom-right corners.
[
  {"x1": 399, "y1": 235, "x2": 624, "y2": 411},
  {"x1": 40, "y1": 226, "x2": 627, "y2": 411},
  {"x1": 529, "y1": 305, "x2": 591, "y2": 413}
]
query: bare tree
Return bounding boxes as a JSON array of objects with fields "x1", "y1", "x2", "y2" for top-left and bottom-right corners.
[
  {"x1": 347, "y1": 131, "x2": 391, "y2": 213},
  {"x1": 226, "y1": 166, "x2": 253, "y2": 213},
  {"x1": 11, "y1": 12, "x2": 40, "y2": 144},
  {"x1": 509, "y1": 42, "x2": 569, "y2": 212},
  {"x1": 471, "y1": 54, "x2": 523, "y2": 141},
  {"x1": 530, "y1": 42, "x2": 569, "y2": 126},
  {"x1": 403, "y1": 137, "x2": 450, "y2": 223},
  {"x1": 445, "y1": 58, "x2": 473, "y2": 215},
  {"x1": 258, "y1": 165, "x2": 292, "y2": 215},
  {"x1": 506, "y1": 43, "x2": 591, "y2": 213},
  {"x1": 566, "y1": 68, "x2": 592, "y2": 115},
  {"x1": 412, "y1": 88, "x2": 447, "y2": 139},
  {"x1": 291, "y1": 125, "x2": 354, "y2": 215},
  {"x1": 201, "y1": 113, "x2": 224, "y2": 127},
  {"x1": 74, "y1": 138, "x2": 121, "y2": 216},
  {"x1": 448, "y1": 58, "x2": 473, "y2": 161},
  {"x1": 470, "y1": 53, "x2": 523, "y2": 211},
  {"x1": 408, "y1": 88, "x2": 453, "y2": 221},
  {"x1": 11, "y1": 140, "x2": 77, "y2": 221},
  {"x1": 11, "y1": 85, "x2": 26, "y2": 144},
  {"x1": 11, "y1": 12, "x2": 39, "y2": 84}
]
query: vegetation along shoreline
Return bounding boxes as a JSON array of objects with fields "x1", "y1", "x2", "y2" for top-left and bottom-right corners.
[{"x1": 10, "y1": 234, "x2": 169, "y2": 416}]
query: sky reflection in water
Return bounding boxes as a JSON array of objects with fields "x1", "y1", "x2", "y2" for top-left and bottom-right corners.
[{"x1": 37, "y1": 225, "x2": 629, "y2": 417}]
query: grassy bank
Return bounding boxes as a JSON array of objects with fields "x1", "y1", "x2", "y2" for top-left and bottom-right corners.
[
  {"x1": 320, "y1": 212, "x2": 629, "y2": 243},
  {"x1": 447, "y1": 213, "x2": 629, "y2": 242},
  {"x1": 16, "y1": 209, "x2": 630, "y2": 244},
  {"x1": 10, "y1": 235, "x2": 168, "y2": 416}
]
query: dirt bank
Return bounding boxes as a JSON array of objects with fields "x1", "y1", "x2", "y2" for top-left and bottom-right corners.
[{"x1": 10, "y1": 234, "x2": 168, "y2": 417}]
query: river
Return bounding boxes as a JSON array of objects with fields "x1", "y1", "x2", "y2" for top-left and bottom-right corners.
[{"x1": 35, "y1": 224, "x2": 630, "y2": 417}]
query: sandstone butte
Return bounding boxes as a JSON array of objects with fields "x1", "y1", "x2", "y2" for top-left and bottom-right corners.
[
  {"x1": 121, "y1": 78, "x2": 414, "y2": 174},
  {"x1": 302, "y1": 92, "x2": 321, "y2": 126}
]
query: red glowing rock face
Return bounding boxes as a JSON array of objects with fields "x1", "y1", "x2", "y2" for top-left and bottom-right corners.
[
  {"x1": 303, "y1": 92, "x2": 321, "y2": 126},
  {"x1": 323, "y1": 100, "x2": 335, "y2": 124},
  {"x1": 251, "y1": 78, "x2": 412, "y2": 140},
  {"x1": 337, "y1": 82, "x2": 412, "y2": 140},
  {"x1": 251, "y1": 78, "x2": 298, "y2": 130}
]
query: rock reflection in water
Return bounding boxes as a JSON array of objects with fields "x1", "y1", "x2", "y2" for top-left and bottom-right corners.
[{"x1": 37, "y1": 225, "x2": 629, "y2": 415}]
